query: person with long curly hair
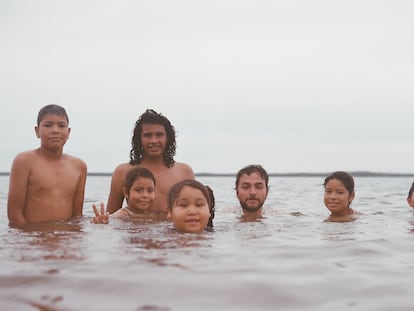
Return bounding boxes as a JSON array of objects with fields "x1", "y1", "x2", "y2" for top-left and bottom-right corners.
[{"x1": 106, "y1": 109, "x2": 194, "y2": 214}]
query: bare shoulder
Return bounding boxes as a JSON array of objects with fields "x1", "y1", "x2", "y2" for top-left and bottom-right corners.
[
  {"x1": 110, "y1": 162, "x2": 136, "y2": 184},
  {"x1": 13, "y1": 149, "x2": 38, "y2": 162},
  {"x1": 113, "y1": 162, "x2": 135, "y2": 175},
  {"x1": 173, "y1": 161, "x2": 194, "y2": 176},
  {"x1": 63, "y1": 154, "x2": 87, "y2": 171},
  {"x1": 10, "y1": 150, "x2": 39, "y2": 171}
]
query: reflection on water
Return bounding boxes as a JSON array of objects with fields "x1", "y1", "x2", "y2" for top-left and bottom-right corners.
[
  {"x1": 323, "y1": 213, "x2": 358, "y2": 223},
  {"x1": 128, "y1": 233, "x2": 211, "y2": 250},
  {"x1": 18, "y1": 219, "x2": 83, "y2": 233},
  {"x1": 408, "y1": 212, "x2": 414, "y2": 233},
  {"x1": 4, "y1": 220, "x2": 85, "y2": 262},
  {"x1": 320, "y1": 220, "x2": 358, "y2": 241},
  {"x1": 1, "y1": 176, "x2": 414, "y2": 310}
]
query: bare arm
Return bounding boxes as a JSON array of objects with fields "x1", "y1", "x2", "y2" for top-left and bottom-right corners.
[
  {"x1": 7, "y1": 154, "x2": 30, "y2": 226},
  {"x1": 106, "y1": 164, "x2": 128, "y2": 213},
  {"x1": 72, "y1": 159, "x2": 87, "y2": 218}
]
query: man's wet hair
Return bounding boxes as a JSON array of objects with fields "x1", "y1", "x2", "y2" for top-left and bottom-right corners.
[
  {"x1": 37, "y1": 104, "x2": 69, "y2": 126},
  {"x1": 129, "y1": 109, "x2": 176, "y2": 167},
  {"x1": 235, "y1": 164, "x2": 269, "y2": 190}
]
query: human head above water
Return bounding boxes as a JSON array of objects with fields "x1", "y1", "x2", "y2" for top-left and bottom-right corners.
[
  {"x1": 124, "y1": 167, "x2": 156, "y2": 195},
  {"x1": 235, "y1": 164, "x2": 269, "y2": 190},
  {"x1": 407, "y1": 182, "x2": 414, "y2": 199},
  {"x1": 323, "y1": 171, "x2": 355, "y2": 194},
  {"x1": 129, "y1": 109, "x2": 176, "y2": 167},
  {"x1": 168, "y1": 179, "x2": 215, "y2": 229},
  {"x1": 37, "y1": 104, "x2": 69, "y2": 126},
  {"x1": 407, "y1": 182, "x2": 414, "y2": 208}
]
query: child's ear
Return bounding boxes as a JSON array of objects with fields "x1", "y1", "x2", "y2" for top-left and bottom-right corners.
[
  {"x1": 167, "y1": 210, "x2": 172, "y2": 220},
  {"x1": 35, "y1": 126, "x2": 40, "y2": 138},
  {"x1": 408, "y1": 197, "x2": 414, "y2": 208},
  {"x1": 349, "y1": 191, "x2": 355, "y2": 203}
]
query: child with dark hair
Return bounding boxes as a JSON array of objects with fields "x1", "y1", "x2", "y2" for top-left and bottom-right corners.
[
  {"x1": 7, "y1": 104, "x2": 87, "y2": 226},
  {"x1": 407, "y1": 182, "x2": 414, "y2": 208},
  {"x1": 92, "y1": 167, "x2": 156, "y2": 223},
  {"x1": 323, "y1": 171, "x2": 357, "y2": 222},
  {"x1": 167, "y1": 179, "x2": 215, "y2": 233}
]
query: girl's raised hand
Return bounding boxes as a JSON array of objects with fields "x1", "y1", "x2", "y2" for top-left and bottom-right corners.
[{"x1": 91, "y1": 202, "x2": 109, "y2": 224}]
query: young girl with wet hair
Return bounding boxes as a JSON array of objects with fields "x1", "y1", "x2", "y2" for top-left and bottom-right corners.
[
  {"x1": 323, "y1": 171, "x2": 357, "y2": 221},
  {"x1": 407, "y1": 182, "x2": 414, "y2": 208},
  {"x1": 92, "y1": 167, "x2": 156, "y2": 223},
  {"x1": 167, "y1": 179, "x2": 215, "y2": 233}
]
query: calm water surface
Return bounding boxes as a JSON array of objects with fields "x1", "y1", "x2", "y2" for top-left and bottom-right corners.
[{"x1": 1, "y1": 175, "x2": 414, "y2": 311}]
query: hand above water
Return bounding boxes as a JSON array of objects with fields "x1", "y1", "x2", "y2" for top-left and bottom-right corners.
[{"x1": 91, "y1": 202, "x2": 109, "y2": 224}]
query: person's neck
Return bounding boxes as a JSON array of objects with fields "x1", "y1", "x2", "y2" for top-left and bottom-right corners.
[
  {"x1": 37, "y1": 147, "x2": 63, "y2": 160},
  {"x1": 242, "y1": 208, "x2": 263, "y2": 219}
]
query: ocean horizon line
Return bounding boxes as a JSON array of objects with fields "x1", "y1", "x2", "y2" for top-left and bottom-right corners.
[{"x1": 1, "y1": 171, "x2": 414, "y2": 178}]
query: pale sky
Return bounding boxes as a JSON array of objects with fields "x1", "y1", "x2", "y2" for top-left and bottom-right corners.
[{"x1": 1, "y1": 0, "x2": 413, "y2": 174}]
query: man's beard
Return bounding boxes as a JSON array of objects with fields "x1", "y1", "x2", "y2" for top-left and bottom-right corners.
[{"x1": 240, "y1": 198, "x2": 264, "y2": 213}]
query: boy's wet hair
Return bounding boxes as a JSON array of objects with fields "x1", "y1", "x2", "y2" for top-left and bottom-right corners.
[
  {"x1": 168, "y1": 179, "x2": 215, "y2": 228},
  {"x1": 124, "y1": 167, "x2": 156, "y2": 194},
  {"x1": 37, "y1": 104, "x2": 69, "y2": 126},
  {"x1": 235, "y1": 164, "x2": 269, "y2": 189},
  {"x1": 323, "y1": 171, "x2": 355, "y2": 194},
  {"x1": 129, "y1": 109, "x2": 176, "y2": 167},
  {"x1": 408, "y1": 182, "x2": 414, "y2": 199}
]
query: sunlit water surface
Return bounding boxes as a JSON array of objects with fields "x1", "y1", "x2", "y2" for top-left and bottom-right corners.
[{"x1": 1, "y1": 175, "x2": 414, "y2": 311}]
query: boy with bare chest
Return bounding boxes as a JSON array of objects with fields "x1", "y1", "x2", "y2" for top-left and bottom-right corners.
[{"x1": 7, "y1": 105, "x2": 87, "y2": 226}]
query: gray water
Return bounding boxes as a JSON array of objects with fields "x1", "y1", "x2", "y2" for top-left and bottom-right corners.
[{"x1": 1, "y1": 175, "x2": 414, "y2": 311}]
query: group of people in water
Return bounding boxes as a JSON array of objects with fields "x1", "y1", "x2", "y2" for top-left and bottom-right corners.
[{"x1": 6, "y1": 105, "x2": 414, "y2": 233}]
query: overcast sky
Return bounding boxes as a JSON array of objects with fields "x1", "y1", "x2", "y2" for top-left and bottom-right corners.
[{"x1": 1, "y1": 0, "x2": 413, "y2": 174}]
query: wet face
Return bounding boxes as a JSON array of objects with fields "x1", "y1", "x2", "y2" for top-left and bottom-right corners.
[
  {"x1": 35, "y1": 114, "x2": 70, "y2": 151},
  {"x1": 168, "y1": 185, "x2": 211, "y2": 233},
  {"x1": 324, "y1": 178, "x2": 355, "y2": 216},
  {"x1": 140, "y1": 123, "x2": 167, "y2": 158},
  {"x1": 236, "y1": 172, "x2": 268, "y2": 215},
  {"x1": 407, "y1": 192, "x2": 414, "y2": 208},
  {"x1": 124, "y1": 177, "x2": 156, "y2": 212}
]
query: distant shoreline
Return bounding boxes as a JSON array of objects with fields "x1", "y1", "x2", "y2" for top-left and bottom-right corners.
[{"x1": 1, "y1": 171, "x2": 414, "y2": 178}]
